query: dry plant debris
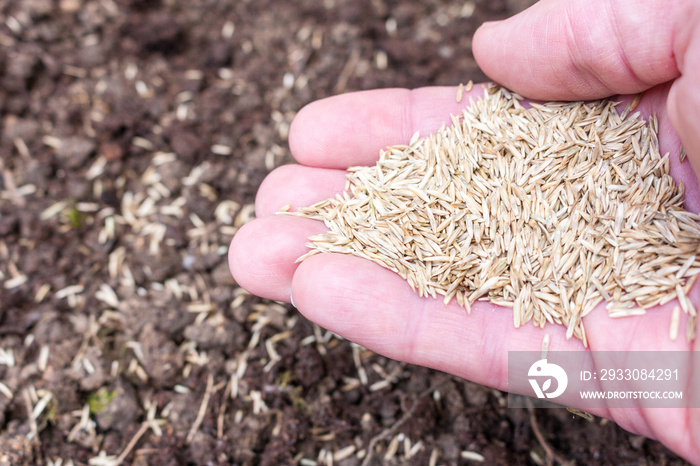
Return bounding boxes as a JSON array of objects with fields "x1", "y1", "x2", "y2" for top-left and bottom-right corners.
[{"x1": 287, "y1": 85, "x2": 700, "y2": 345}]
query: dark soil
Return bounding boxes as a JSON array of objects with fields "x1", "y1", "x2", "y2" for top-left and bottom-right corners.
[{"x1": 0, "y1": 0, "x2": 689, "y2": 465}]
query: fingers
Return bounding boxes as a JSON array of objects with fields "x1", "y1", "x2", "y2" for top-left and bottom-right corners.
[
  {"x1": 228, "y1": 216, "x2": 327, "y2": 302},
  {"x1": 287, "y1": 83, "x2": 698, "y2": 197},
  {"x1": 288, "y1": 86, "x2": 485, "y2": 169},
  {"x1": 264, "y1": 87, "x2": 489, "y2": 216},
  {"x1": 291, "y1": 253, "x2": 586, "y2": 388},
  {"x1": 268, "y1": 84, "x2": 700, "y2": 219},
  {"x1": 255, "y1": 164, "x2": 348, "y2": 217},
  {"x1": 290, "y1": 253, "x2": 699, "y2": 451},
  {"x1": 472, "y1": 0, "x2": 691, "y2": 100},
  {"x1": 583, "y1": 299, "x2": 696, "y2": 353},
  {"x1": 232, "y1": 216, "x2": 695, "y2": 445}
]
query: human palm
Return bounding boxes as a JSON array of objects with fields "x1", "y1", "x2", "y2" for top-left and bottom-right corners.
[
  {"x1": 229, "y1": 84, "x2": 699, "y2": 462},
  {"x1": 230, "y1": 0, "x2": 700, "y2": 461}
]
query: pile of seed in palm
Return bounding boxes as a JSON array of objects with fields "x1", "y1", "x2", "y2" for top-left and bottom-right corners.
[{"x1": 285, "y1": 85, "x2": 700, "y2": 345}]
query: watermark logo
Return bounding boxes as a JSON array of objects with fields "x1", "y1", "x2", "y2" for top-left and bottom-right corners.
[
  {"x1": 509, "y1": 351, "x2": 693, "y2": 408},
  {"x1": 528, "y1": 359, "x2": 568, "y2": 399}
]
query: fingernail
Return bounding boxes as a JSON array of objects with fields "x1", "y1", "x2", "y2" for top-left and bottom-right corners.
[
  {"x1": 290, "y1": 292, "x2": 296, "y2": 308},
  {"x1": 478, "y1": 20, "x2": 503, "y2": 30}
]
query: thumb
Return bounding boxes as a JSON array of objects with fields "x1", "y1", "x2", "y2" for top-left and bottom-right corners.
[
  {"x1": 668, "y1": 9, "x2": 700, "y2": 179},
  {"x1": 472, "y1": 0, "x2": 689, "y2": 101}
]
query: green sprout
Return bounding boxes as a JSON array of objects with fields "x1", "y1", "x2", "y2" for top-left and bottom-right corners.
[
  {"x1": 65, "y1": 203, "x2": 84, "y2": 229},
  {"x1": 87, "y1": 387, "x2": 118, "y2": 415}
]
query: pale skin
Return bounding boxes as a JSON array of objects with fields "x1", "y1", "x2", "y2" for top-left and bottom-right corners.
[{"x1": 229, "y1": 0, "x2": 700, "y2": 462}]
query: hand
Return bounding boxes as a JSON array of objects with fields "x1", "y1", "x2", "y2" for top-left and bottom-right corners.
[{"x1": 229, "y1": 0, "x2": 700, "y2": 462}]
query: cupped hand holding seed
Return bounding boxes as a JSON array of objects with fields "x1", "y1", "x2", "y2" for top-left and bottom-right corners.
[{"x1": 230, "y1": 0, "x2": 700, "y2": 462}]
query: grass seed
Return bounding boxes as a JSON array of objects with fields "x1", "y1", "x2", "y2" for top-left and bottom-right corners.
[{"x1": 285, "y1": 85, "x2": 700, "y2": 344}]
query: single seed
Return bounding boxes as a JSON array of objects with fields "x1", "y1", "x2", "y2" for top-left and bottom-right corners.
[{"x1": 670, "y1": 305, "x2": 681, "y2": 341}]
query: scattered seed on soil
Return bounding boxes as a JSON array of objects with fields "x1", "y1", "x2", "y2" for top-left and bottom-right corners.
[{"x1": 286, "y1": 85, "x2": 700, "y2": 345}]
